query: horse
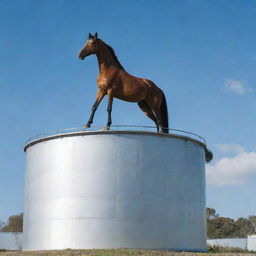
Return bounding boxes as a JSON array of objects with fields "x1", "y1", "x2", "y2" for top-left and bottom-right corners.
[{"x1": 78, "y1": 32, "x2": 169, "y2": 133}]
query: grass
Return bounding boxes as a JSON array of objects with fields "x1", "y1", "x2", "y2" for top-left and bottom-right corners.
[
  {"x1": 207, "y1": 245, "x2": 251, "y2": 253},
  {"x1": 0, "y1": 247, "x2": 256, "y2": 256}
]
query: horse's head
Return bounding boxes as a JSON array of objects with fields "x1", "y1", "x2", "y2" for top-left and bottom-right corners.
[{"x1": 79, "y1": 32, "x2": 100, "y2": 60}]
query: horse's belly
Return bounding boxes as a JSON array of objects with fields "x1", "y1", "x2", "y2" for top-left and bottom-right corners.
[
  {"x1": 113, "y1": 83, "x2": 145, "y2": 102},
  {"x1": 114, "y1": 94, "x2": 140, "y2": 103}
]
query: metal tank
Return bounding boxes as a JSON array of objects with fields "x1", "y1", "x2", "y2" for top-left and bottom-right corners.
[{"x1": 23, "y1": 129, "x2": 207, "y2": 251}]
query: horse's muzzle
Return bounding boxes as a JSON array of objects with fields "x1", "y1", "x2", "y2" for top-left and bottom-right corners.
[{"x1": 78, "y1": 54, "x2": 85, "y2": 60}]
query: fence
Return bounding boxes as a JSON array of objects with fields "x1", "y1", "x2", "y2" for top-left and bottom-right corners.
[
  {"x1": 247, "y1": 235, "x2": 256, "y2": 251},
  {"x1": 207, "y1": 235, "x2": 256, "y2": 251},
  {"x1": 207, "y1": 238, "x2": 247, "y2": 249}
]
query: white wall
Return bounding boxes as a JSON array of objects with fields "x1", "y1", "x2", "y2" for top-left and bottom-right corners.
[
  {"x1": 248, "y1": 235, "x2": 256, "y2": 251},
  {"x1": 0, "y1": 232, "x2": 22, "y2": 250},
  {"x1": 207, "y1": 238, "x2": 247, "y2": 249},
  {"x1": 208, "y1": 236, "x2": 256, "y2": 251}
]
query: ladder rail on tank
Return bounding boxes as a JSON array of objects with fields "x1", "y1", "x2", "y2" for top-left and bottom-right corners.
[{"x1": 24, "y1": 125, "x2": 207, "y2": 148}]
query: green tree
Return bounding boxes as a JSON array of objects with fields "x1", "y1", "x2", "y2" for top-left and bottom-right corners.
[
  {"x1": 207, "y1": 217, "x2": 236, "y2": 239},
  {"x1": 234, "y1": 217, "x2": 254, "y2": 237},
  {"x1": 0, "y1": 220, "x2": 5, "y2": 231},
  {"x1": 1, "y1": 213, "x2": 23, "y2": 232},
  {"x1": 206, "y1": 207, "x2": 219, "y2": 220},
  {"x1": 248, "y1": 215, "x2": 256, "y2": 233},
  {"x1": 206, "y1": 208, "x2": 256, "y2": 238}
]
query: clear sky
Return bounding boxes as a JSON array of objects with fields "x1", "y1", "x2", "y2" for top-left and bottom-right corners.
[{"x1": 0, "y1": 0, "x2": 256, "y2": 222}]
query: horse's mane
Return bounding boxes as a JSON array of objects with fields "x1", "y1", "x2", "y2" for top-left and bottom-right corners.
[{"x1": 100, "y1": 40, "x2": 124, "y2": 70}]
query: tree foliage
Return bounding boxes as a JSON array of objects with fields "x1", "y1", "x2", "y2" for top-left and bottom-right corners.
[
  {"x1": 207, "y1": 207, "x2": 256, "y2": 238},
  {"x1": 208, "y1": 217, "x2": 236, "y2": 238},
  {"x1": 248, "y1": 215, "x2": 256, "y2": 233},
  {"x1": 206, "y1": 207, "x2": 219, "y2": 220},
  {"x1": 234, "y1": 217, "x2": 254, "y2": 237},
  {"x1": 0, "y1": 220, "x2": 4, "y2": 230},
  {"x1": 1, "y1": 213, "x2": 23, "y2": 232}
]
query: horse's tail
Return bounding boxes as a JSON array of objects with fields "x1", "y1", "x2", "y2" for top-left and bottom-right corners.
[{"x1": 160, "y1": 91, "x2": 169, "y2": 133}]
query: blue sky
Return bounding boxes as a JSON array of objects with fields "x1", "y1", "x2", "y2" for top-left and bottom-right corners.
[{"x1": 0, "y1": 0, "x2": 256, "y2": 222}]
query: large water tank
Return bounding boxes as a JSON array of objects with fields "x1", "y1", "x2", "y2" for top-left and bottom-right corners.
[{"x1": 23, "y1": 130, "x2": 207, "y2": 251}]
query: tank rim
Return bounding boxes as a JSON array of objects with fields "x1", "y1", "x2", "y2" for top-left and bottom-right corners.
[{"x1": 24, "y1": 129, "x2": 207, "y2": 152}]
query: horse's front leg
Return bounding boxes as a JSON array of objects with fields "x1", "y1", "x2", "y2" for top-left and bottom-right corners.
[
  {"x1": 104, "y1": 93, "x2": 113, "y2": 131},
  {"x1": 84, "y1": 90, "x2": 105, "y2": 128}
]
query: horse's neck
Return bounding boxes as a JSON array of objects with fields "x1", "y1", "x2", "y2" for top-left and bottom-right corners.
[{"x1": 96, "y1": 47, "x2": 121, "y2": 73}]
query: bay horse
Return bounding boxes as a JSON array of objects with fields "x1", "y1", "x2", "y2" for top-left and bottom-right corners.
[{"x1": 78, "y1": 32, "x2": 169, "y2": 133}]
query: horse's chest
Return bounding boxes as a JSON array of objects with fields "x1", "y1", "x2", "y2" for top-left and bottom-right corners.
[{"x1": 97, "y1": 76, "x2": 109, "y2": 88}]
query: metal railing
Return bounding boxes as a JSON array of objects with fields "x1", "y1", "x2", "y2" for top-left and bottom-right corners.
[{"x1": 24, "y1": 125, "x2": 207, "y2": 147}]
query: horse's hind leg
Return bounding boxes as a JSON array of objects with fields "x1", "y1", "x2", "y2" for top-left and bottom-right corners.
[
  {"x1": 151, "y1": 107, "x2": 165, "y2": 133},
  {"x1": 138, "y1": 100, "x2": 159, "y2": 132}
]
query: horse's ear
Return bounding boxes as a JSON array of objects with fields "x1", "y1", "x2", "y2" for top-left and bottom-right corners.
[
  {"x1": 88, "y1": 33, "x2": 93, "y2": 39},
  {"x1": 94, "y1": 32, "x2": 98, "y2": 39}
]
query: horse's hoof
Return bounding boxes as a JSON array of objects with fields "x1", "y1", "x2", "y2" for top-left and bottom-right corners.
[
  {"x1": 103, "y1": 126, "x2": 110, "y2": 131},
  {"x1": 83, "y1": 125, "x2": 90, "y2": 129}
]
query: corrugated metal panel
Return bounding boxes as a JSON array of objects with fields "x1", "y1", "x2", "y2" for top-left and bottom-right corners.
[{"x1": 23, "y1": 131, "x2": 206, "y2": 251}]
